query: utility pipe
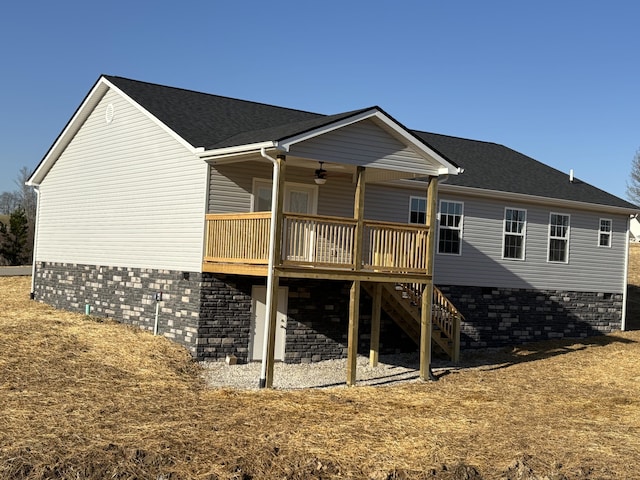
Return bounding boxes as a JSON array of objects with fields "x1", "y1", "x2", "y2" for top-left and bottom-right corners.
[
  {"x1": 258, "y1": 147, "x2": 282, "y2": 388},
  {"x1": 621, "y1": 215, "x2": 633, "y2": 331},
  {"x1": 29, "y1": 185, "x2": 41, "y2": 300}
]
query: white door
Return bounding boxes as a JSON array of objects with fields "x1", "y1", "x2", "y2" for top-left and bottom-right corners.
[{"x1": 249, "y1": 286, "x2": 288, "y2": 361}]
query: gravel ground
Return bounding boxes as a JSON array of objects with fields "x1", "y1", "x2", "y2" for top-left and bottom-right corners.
[{"x1": 199, "y1": 352, "x2": 473, "y2": 390}]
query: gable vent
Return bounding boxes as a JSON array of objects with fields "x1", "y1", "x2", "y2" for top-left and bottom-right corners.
[{"x1": 105, "y1": 103, "x2": 115, "y2": 124}]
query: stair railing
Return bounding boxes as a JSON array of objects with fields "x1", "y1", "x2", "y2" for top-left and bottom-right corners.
[{"x1": 397, "y1": 283, "x2": 462, "y2": 362}]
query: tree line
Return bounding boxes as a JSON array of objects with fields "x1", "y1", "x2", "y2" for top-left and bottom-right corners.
[{"x1": 0, "y1": 167, "x2": 36, "y2": 266}]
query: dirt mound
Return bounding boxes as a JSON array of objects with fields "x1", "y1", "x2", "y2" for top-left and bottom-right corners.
[{"x1": 2, "y1": 276, "x2": 640, "y2": 479}]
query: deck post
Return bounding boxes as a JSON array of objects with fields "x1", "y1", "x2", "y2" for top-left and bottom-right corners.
[
  {"x1": 347, "y1": 166, "x2": 366, "y2": 386},
  {"x1": 347, "y1": 280, "x2": 361, "y2": 386},
  {"x1": 420, "y1": 175, "x2": 439, "y2": 381},
  {"x1": 369, "y1": 283, "x2": 382, "y2": 367},
  {"x1": 260, "y1": 154, "x2": 286, "y2": 388}
]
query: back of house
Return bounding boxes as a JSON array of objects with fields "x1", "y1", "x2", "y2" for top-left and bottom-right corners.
[{"x1": 27, "y1": 75, "x2": 638, "y2": 371}]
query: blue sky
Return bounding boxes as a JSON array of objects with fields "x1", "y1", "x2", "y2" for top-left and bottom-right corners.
[{"x1": 1, "y1": 0, "x2": 638, "y2": 200}]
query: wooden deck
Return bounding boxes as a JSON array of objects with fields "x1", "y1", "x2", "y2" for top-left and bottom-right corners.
[{"x1": 203, "y1": 212, "x2": 431, "y2": 282}]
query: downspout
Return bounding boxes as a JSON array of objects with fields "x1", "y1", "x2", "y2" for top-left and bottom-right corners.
[
  {"x1": 29, "y1": 185, "x2": 41, "y2": 300},
  {"x1": 621, "y1": 215, "x2": 633, "y2": 331},
  {"x1": 259, "y1": 147, "x2": 281, "y2": 388}
]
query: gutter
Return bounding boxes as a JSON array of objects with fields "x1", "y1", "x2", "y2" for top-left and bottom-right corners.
[
  {"x1": 622, "y1": 215, "x2": 634, "y2": 330},
  {"x1": 198, "y1": 141, "x2": 279, "y2": 160},
  {"x1": 29, "y1": 185, "x2": 41, "y2": 299}
]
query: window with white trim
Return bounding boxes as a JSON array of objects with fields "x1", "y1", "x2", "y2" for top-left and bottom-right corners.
[
  {"x1": 598, "y1": 218, "x2": 612, "y2": 247},
  {"x1": 438, "y1": 201, "x2": 463, "y2": 255},
  {"x1": 409, "y1": 196, "x2": 426, "y2": 224},
  {"x1": 548, "y1": 213, "x2": 570, "y2": 263},
  {"x1": 503, "y1": 208, "x2": 526, "y2": 260}
]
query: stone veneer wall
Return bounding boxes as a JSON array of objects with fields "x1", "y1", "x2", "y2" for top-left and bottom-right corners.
[
  {"x1": 197, "y1": 274, "x2": 254, "y2": 361},
  {"x1": 33, "y1": 262, "x2": 202, "y2": 355},
  {"x1": 197, "y1": 276, "x2": 416, "y2": 364},
  {"x1": 282, "y1": 279, "x2": 415, "y2": 363},
  {"x1": 437, "y1": 285, "x2": 623, "y2": 349}
]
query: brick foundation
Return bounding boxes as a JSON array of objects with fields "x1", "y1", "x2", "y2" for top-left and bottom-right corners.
[
  {"x1": 438, "y1": 285, "x2": 623, "y2": 349},
  {"x1": 33, "y1": 262, "x2": 202, "y2": 355},
  {"x1": 33, "y1": 263, "x2": 623, "y2": 362}
]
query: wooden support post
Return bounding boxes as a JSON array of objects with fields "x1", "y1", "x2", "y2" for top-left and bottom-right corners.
[
  {"x1": 353, "y1": 166, "x2": 366, "y2": 269},
  {"x1": 260, "y1": 154, "x2": 286, "y2": 389},
  {"x1": 369, "y1": 283, "x2": 382, "y2": 367},
  {"x1": 347, "y1": 166, "x2": 366, "y2": 386},
  {"x1": 420, "y1": 282, "x2": 434, "y2": 381},
  {"x1": 347, "y1": 280, "x2": 361, "y2": 386},
  {"x1": 420, "y1": 176, "x2": 439, "y2": 381}
]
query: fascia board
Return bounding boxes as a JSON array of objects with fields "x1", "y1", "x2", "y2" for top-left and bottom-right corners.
[
  {"x1": 439, "y1": 183, "x2": 640, "y2": 215},
  {"x1": 280, "y1": 110, "x2": 460, "y2": 175},
  {"x1": 385, "y1": 179, "x2": 638, "y2": 215},
  {"x1": 198, "y1": 141, "x2": 278, "y2": 160}
]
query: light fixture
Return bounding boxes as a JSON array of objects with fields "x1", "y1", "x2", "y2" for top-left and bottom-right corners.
[{"x1": 314, "y1": 162, "x2": 327, "y2": 185}]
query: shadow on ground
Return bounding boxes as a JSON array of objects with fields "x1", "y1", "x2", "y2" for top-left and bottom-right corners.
[{"x1": 626, "y1": 285, "x2": 640, "y2": 330}]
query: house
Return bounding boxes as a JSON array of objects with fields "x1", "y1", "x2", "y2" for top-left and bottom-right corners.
[{"x1": 27, "y1": 75, "x2": 638, "y2": 387}]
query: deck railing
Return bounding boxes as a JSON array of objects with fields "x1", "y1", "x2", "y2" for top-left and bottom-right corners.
[
  {"x1": 204, "y1": 212, "x2": 271, "y2": 264},
  {"x1": 282, "y1": 213, "x2": 356, "y2": 267},
  {"x1": 204, "y1": 213, "x2": 430, "y2": 273},
  {"x1": 363, "y1": 220, "x2": 428, "y2": 273}
]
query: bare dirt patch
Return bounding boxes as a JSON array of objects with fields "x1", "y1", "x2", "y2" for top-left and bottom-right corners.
[{"x1": 2, "y1": 275, "x2": 640, "y2": 479}]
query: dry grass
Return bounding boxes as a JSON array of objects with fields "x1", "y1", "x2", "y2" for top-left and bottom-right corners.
[{"x1": 2, "y1": 276, "x2": 640, "y2": 479}]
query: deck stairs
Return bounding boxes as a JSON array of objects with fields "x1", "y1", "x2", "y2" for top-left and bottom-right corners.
[{"x1": 362, "y1": 283, "x2": 462, "y2": 362}]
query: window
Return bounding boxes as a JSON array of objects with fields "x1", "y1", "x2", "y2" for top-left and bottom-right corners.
[
  {"x1": 599, "y1": 218, "x2": 612, "y2": 247},
  {"x1": 409, "y1": 196, "x2": 426, "y2": 224},
  {"x1": 548, "y1": 213, "x2": 570, "y2": 263},
  {"x1": 503, "y1": 208, "x2": 526, "y2": 260},
  {"x1": 438, "y1": 201, "x2": 463, "y2": 255}
]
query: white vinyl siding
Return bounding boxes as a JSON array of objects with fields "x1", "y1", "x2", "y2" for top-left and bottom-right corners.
[
  {"x1": 503, "y1": 208, "x2": 527, "y2": 260},
  {"x1": 35, "y1": 89, "x2": 208, "y2": 271},
  {"x1": 599, "y1": 218, "x2": 612, "y2": 247}
]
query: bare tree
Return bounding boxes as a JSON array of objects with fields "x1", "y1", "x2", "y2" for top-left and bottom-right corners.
[
  {"x1": 14, "y1": 166, "x2": 36, "y2": 223},
  {"x1": 0, "y1": 191, "x2": 19, "y2": 215},
  {"x1": 627, "y1": 148, "x2": 640, "y2": 206}
]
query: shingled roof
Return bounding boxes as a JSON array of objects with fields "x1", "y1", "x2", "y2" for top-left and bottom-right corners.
[
  {"x1": 105, "y1": 76, "x2": 635, "y2": 211},
  {"x1": 413, "y1": 131, "x2": 637, "y2": 210},
  {"x1": 106, "y1": 75, "x2": 372, "y2": 150}
]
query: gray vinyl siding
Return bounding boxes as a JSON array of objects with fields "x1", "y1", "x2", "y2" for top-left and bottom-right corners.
[
  {"x1": 209, "y1": 160, "x2": 357, "y2": 217},
  {"x1": 35, "y1": 88, "x2": 208, "y2": 271},
  {"x1": 288, "y1": 119, "x2": 438, "y2": 175},
  {"x1": 433, "y1": 193, "x2": 628, "y2": 293}
]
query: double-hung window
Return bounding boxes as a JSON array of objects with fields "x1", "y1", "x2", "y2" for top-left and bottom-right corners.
[
  {"x1": 503, "y1": 208, "x2": 526, "y2": 260},
  {"x1": 548, "y1": 213, "x2": 570, "y2": 263},
  {"x1": 438, "y1": 201, "x2": 463, "y2": 255},
  {"x1": 598, "y1": 219, "x2": 612, "y2": 247}
]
